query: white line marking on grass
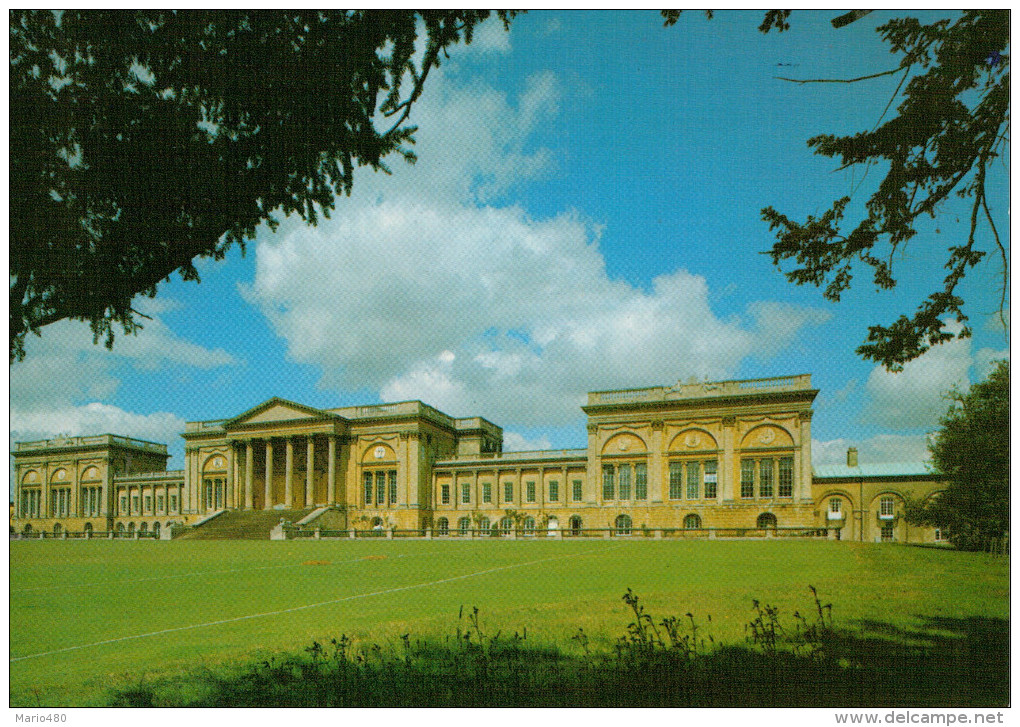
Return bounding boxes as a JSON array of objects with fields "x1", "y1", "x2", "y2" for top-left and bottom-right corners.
[
  {"x1": 10, "y1": 542, "x2": 627, "y2": 663},
  {"x1": 10, "y1": 553, "x2": 422, "y2": 593}
]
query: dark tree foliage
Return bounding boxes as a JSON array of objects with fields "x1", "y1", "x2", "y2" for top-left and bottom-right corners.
[
  {"x1": 905, "y1": 360, "x2": 1009, "y2": 552},
  {"x1": 760, "y1": 11, "x2": 1009, "y2": 370},
  {"x1": 10, "y1": 10, "x2": 513, "y2": 362}
]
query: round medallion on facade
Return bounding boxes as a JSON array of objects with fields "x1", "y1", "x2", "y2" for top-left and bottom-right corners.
[
  {"x1": 684, "y1": 432, "x2": 700, "y2": 448},
  {"x1": 54, "y1": 468, "x2": 66, "y2": 480},
  {"x1": 618, "y1": 439, "x2": 629, "y2": 452},
  {"x1": 213, "y1": 456, "x2": 224, "y2": 468},
  {"x1": 374, "y1": 446, "x2": 386, "y2": 459},
  {"x1": 758, "y1": 428, "x2": 776, "y2": 445}
]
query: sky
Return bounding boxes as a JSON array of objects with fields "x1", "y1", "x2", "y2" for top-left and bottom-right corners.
[{"x1": 9, "y1": 10, "x2": 1010, "y2": 475}]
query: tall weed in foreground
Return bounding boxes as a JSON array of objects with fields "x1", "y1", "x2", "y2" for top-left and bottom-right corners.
[{"x1": 108, "y1": 587, "x2": 1005, "y2": 708}]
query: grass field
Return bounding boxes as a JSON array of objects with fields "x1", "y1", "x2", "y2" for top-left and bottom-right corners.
[{"x1": 9, "y1": 539, "x2": 1009, "y2": 706}]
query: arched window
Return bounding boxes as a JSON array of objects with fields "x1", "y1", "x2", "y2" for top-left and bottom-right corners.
[
  {"x1": 458, "y1": 517, "x2": 471, "y2": 535},
  {"x1": 139, "y1": 522, "x2": 149, "y2": 535},
  {"x1": 23, "y1": 524, "x2": 33, "y2": 535},
  {"x1": 478, "y1": 516, "x2": 490, "y2": 534},
  {"x1": 83, "y1": 522, "x2": 93, "y2": 535},
  {"x1": 523, "y1": 517, "x2": 535, "y2": 535},
  {"x1": 499, "y1": 517, "x2": 514, "y2": 535},
  {"x1": 615, "y1": 514, "x2": 632, "y2": 536},
  {"x1": 53, "y1": 523, "x2": 62, "y2": 535},
  {"x1": 436, "y1": 517, "x2": 449, "y2": 536},
  {"x1": 569, "y1": 516, "x2": 583, "y2": 536},
  {"x1": 547, "y1": 516, "x2": 559, "y2": 534},
  {"x1": 116, "y1": 522, "x2": 125, "y2": 534},
  {"x1": 128, "y1": 522, "x2": 136, "y2": 534},
  {"x1": 152, "y1": 522, "x2": 161, "y2": 538},
  {"x1": 683, "y1": 514, "x2": 701, "y2": 530},
  {"x1": 756, "y1": 512, "x2": 777, "y2": 531}
]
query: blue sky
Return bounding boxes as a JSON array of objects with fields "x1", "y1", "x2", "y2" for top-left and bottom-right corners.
[{"x1": 10, "y1": 10, "x2": 1010, "y2": 473}]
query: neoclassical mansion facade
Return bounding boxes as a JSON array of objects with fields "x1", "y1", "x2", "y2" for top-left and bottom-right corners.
[{"x1": 11, "y1": 374, "x2": 945, "y2": 543}]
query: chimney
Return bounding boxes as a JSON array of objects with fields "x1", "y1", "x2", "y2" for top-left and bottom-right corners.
[{"x1": 847, "y1": 447, "x2": 858, "y2": 468}]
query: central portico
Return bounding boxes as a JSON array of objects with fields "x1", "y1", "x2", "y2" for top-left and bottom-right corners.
[{"x1": 181, "y1": 397, "x2": 503, "y2": 529}]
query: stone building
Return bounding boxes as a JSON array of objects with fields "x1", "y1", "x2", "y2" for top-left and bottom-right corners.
[{"x1": 10, "y1": 374, "x2": 946, "y2": 543}]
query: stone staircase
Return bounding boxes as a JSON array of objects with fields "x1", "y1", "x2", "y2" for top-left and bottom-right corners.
[{"x1": 176, "y1": 509, "x2": 314, "y2": 540}]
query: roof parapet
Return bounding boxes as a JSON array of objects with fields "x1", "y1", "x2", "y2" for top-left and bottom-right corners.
[{"x1": 587, "y1": 374, "x2": 813, "y2": 406}]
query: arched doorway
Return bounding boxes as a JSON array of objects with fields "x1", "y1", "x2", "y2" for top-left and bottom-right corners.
[
  {"x1": 615, "y1": 514, "x2": 632, "y2": 536},
  {"x1": 152, "y1": 522, "x2": 160, "y2": 539},
  {"x1": 436, "y1": 517, "x2": 449, "y2": 536},
  {"x1": 547, "y1": 516, "x2": 559, "y2": 535},
  {"x1": 757, "y1": 512, "x2": 777, "y2": 531},
  {"x1": 683, "y1": 513, "x2": 702, "y2": 530},
  {"x1": 569, "y1": 516, "x2": 582, "y2": 536}
]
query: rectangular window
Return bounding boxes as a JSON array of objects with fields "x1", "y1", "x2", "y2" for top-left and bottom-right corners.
[
  {"x1": 504, "y1": 481, "x2": 513, "y2": 503},
  {"x1": 461, "y1": 482, "x2": 470, "y2": 504},
  {"x1": 388, "y1": 470, "x2": 398, "y2": 504},
  {"x1": 376, "y1": 472, "x2": 386, "y2": 505},
  {"x1": 602, "y1": 464, "x2": 615, "y2": 501},
  {"x1": 778, "y1": 457, "x2": 794, "y2": 498},
  {"x1": 157, "y1": 495, "x2": 164, "y2": 514},
  {"x1": 133, "y1": 495, "x2": 140, "y2": 514},
  {"x1": 759, "y1": 458, "x2": 774, "y2": 498},
  {"x1": 572, "y1": 479, "x2": 583, "y2": 502},
  {"x1": 686, "y1": 461, "x2": 700, "y2": 499},
  {"x1": 548, "y1": 480, "x2": 559, "y2": 502},
  {"x1": 526, "y1": 481, "x2": 536, "y2": 503},
  {"x1": 170, "y1": 494, "x2": 178, "y2": 513},
  {"x1": 482, "y1": 482, "x2": 492, "y2": 504},
  {"x1": 880, "y1": 497, "x2": 894, "y2": 516},
  {"x1": 618, "y1": 464, "x2": 631, "y2": 500},
  {"x1": 363, "y1": 472, "x2": 373, "y2": 505},
  {"x1": 669, "y1": 461, "x2": 683, "y2": 500},
  {"x1": 704, "y1": 460, "x2": 718, "y2": 499},
  {"x1": 634, "y1": 464, "x2": 647, "y2": 500},
  {"x1": 740, "y1": 460, "x2": 755, "y2": 498},
  {"x1": 441, "y1": 484, "x2": 450, "y2": 505},
  {"x1": 829, "y1": 498, "x2": 841, "y2": 514},
  {"x1": 145, "y1": 495, "x2": 152, "y2": 513}
]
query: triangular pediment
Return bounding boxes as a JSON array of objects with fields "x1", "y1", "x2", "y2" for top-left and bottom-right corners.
[{"x1": 224, "y1": 397, "x2": 336, "y2": 429}]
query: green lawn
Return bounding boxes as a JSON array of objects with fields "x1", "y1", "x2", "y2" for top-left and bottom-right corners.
[{"x1": 9, "y1": 539, "x2": 1009, "y2": 706}]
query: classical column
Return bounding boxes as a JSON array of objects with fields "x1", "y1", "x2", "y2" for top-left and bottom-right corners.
[
  {"x1": 586, "y1": 424, "x2": 598, "y2": 505},
  {"x1": 245, "y1": 441, "x2": 254, "y2": 509},
  {"x1": 798, "y1": 411, "x2": 813, "y2": 502},
  {"x1": 227, "y1": 448, "x2": 235, "y2": 509},
  {"x1": 264, "y1": 439, "x2": 274, "y2": 510},
  {"x1": 327, "y1": 435, "x2": 337, "y2": 505},
  {"x1": 306, "y1": 435, "x2": 315, "y2": 507},
  {"x1": 71, "y1": 459, "x2": 80, "y2": 517},
  {"x1": 285, "y1": 438, "x2": 295, "y2": 508},
  {"x1": 41, "y1": 464, "x2": 51, "y2": 519},
  {"x1": 649, "y1": 420, "x2": 664, "y2": 502},
  {"x1": 721, "y1": 416, "x2": 736, "y2": 501}
]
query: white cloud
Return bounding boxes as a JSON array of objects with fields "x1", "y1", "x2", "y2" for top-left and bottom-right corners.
[
  {"x1": 860, "y1": 320, "x2": 1009, "y2": 430},
  {"x1": 503, "y1": 432, "x2": 553, "y2": 452},
  {"x1": 10, "y1": 403, "x2": 185, "y2": 449},
  {"x1": 243, "y1": 62, "x2": 830, "y2": 428},
  {"x1": 11, "y1": 308, "x2": 236, "y2": 411},
  {"x1": 812, "y1": 434, "x2": 931, "y2": 467}
]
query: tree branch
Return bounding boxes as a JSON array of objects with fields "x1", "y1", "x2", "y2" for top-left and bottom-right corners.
[
  {"x1": 775, "y1": 67, "x2": 901, "y2": 84},
  {"x1": 831, "y1": 10, "x2": 874, "y2": 29}
]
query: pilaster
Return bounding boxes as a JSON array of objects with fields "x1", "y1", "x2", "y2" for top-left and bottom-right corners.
[{"x1": 649, "y1": 419, "x2": 664, "y2": 502}]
